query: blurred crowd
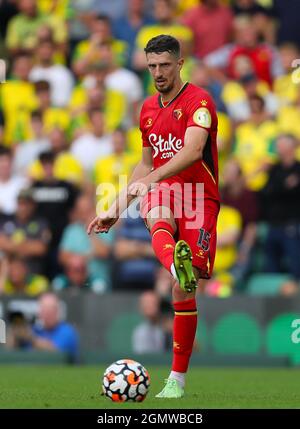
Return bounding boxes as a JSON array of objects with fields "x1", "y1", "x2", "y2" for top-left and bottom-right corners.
[{"x1": 0, "y1": 0, "x2": 300, "y2": 300}]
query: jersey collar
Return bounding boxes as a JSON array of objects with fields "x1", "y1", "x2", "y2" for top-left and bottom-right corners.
[{"x1": 158, "y1": 82, "x2": 189, "y2": 109}]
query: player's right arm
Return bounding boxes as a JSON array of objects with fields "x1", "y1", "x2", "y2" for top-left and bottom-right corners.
[{"x1": 87, "y1": 147, "x2": 153, "y2": 234}]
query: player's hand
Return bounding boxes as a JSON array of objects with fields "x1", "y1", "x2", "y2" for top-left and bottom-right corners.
[
  {"x1": 87, "y1": 213, "x2": 118, "y2": 235},
  {"x1": 128, "y1": 177, "x2": 152, "y2": 197}
]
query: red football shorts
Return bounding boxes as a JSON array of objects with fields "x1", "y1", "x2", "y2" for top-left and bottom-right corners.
[{"x1": 140, "y1": 182, "x2": 219, "y2": 279}]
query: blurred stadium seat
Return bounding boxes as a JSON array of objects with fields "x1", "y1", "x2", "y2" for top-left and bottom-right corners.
[
  {"x1": 247, "y1": 273, "x2": 292, "y2": 296},
  {"x1": 211, "y1": 312, "x2": 262, "y2": 355},
  {"x1": 105, "y1": 312, "x2": 142, "y2": 354}
]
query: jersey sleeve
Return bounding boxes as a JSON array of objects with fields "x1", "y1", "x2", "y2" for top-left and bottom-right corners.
[
  {"x1": 139, "y1": 102, "x2": 151, "y2": 147},
  {"x1": 186, "y1": 92, "x2": 216, "y2": 132}
]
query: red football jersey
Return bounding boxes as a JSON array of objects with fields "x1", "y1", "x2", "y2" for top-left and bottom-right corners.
[{"x1": 140, "y1": 82, "x2": 220, "y2": 206}]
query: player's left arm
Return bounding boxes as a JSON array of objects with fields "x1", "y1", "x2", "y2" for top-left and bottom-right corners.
[{"x1": 128, "y1": 126, "x2": 208, "y2": 196}]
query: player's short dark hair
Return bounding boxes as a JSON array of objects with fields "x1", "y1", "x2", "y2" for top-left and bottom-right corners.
[{"x1": 144, "y1": 35, "x2": 181, "y2": 58}]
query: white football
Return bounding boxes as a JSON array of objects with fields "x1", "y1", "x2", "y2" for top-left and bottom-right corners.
[{"x1": 102, "y1": 359, "x2": 150, "y2": 402}]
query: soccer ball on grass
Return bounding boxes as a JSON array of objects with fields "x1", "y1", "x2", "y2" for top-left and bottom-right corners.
[{"x1": 102, "y1": 359, "x2": 150, "y2": 402}]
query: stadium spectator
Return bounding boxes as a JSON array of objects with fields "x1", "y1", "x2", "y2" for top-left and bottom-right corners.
[
  {"x1": 71, "y1": 109, "x2": 112, "y2": 172},
  {"x1": 221, "y1": 55, "x2": 278, "y2": 122},
  {"x1": 72, "y1": 13, "x2": 128, "y2": 78},
  {"x1": 221, "y1": 159, "x2": 259, "y2": 281},
  {"x1": 181, "y1": 0, "x2": 233, "y2": 59},
  {"x1": 0, "y1": 111, "x2": 4, "y2": 143},
  {"x1": 32, "y1": 80, "x2": 72, "y2": 137},
  {"x1": 231, "y1": 0, "x2": 275, "y2": 43},
  {"x1": 132, "y1": 290, "x2": 166, "y2": 353},
  {"x1": 90, "y1": 0, "x2": 133, "y2": 21},
  {"x1": 190, "y1": 61, "x2": 226, "y2": 113},
  {"x1": 204, "y1": 15, "x2": 282, "y2": 87},
  {"x1": 113, "y1": 207, "x2": 158, "y2": 291},
  {"x1": 0, "y1": 188, "x2": 50, "y2": 274},
  {"x1": 0, "y1": 0, "x2": 18, "y2": 40},
  {"x1": 207, "y1": 204, "x2": 242, "y2": 296},
  {"x1": 93, "y1": 42, "x2": 143, "y2": 126},
  {"x1": 13, "y1": 111, "x2": 50, "y2": 176},
  {"x1": 29, "y1": 38, "x2": 74, "y2": 107},
  {"x1": 133, "y1": 0, "x2": 193, "y2": 73},
  {"x1": 58, "y1": 193, "x2": 114, "y2": 290},
  {"x1": 5, "y1": 0, "x2": 67, "y2": 55},
  {"x1": 233, "y1": 94, "x2": 278, "y2": 191},
  {"x1": 28, "y1": 127, "x2": 83, "y2": 186},
  {"x1": 261, "y1": 134, "x2": 300, "y2": 280},
  {"x1": 1, "y1": 53, "x2": 36, "y2": 146},
  {"x1": 113, "y1": 0, "x2": 155, "y2": 69},
  {"x1": 52, "y1": 254, "x2": 107, "y2": 294},
  {"x1": 31, "y1": 152, "x2": 79, "y2": 277},
  {"x1": 69, "y1": 78, "x2": 126, "y2": 135},
  {"x1": 33, "y1": 293, "x2": 79, "y2": 361},
  {"x1": 273, "y1": 43, "x2": 300, "y2": 107},
  {"x1": 6, "y1": 292, "x2": 79, "y2": 362},
  {"x1": 94, "y1": 127, "x2": 138, "y2": 208},
  {"x1": 0, "y1": 255, "x2": 48, "y2": 296},
  {"x1": 0, "y1": 146, "x2": 28, "y2": 215}
]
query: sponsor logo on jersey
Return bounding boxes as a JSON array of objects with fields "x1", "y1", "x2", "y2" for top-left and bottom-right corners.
[
  {"x1": 173, "y1": 108, "x2": 183, "y2": 120},
  {"x1": 148, "y1": 133, "x2": 183, "y2": 159}
]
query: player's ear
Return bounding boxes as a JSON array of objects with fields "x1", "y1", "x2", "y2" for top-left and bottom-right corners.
[{"x1": 178, "y1": 57, "x2": 184, "y2": 71}]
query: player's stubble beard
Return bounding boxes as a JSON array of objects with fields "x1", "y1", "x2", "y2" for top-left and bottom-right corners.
[{"x1": 154, "y1": 77, "x2": 175, "y2": 95}]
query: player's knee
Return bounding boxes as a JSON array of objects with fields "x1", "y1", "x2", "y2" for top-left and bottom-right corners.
[{"x1": 146, "y1": 206, "x2": 176, "y2": 232}]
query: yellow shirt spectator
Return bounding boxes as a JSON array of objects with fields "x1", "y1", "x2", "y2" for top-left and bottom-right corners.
[
  {"x1": 28, "y1": 152, "x2": 83, "y2": 185},
  {"x1": 217, "y1": 111, "x2": 232, "y2": 178},
  {"x1": 221, "y1": 79, "x2": 272, "y2": 119},
  {"x1": 94, "y1": 153, "x2": 137, "y2": 210},
  {"x1": 69, "y1": 85, "x2": 126, "y2": 133},
  {"x1": 174, "y1": 0, "x2": 199, "y2": 15},
  {"x1": 273, "y1": 73, "x2": 300, "y2": 107},
  {"x1": 38, "y1": 0, "x2": 74, "y2": 20},
  {"x1": 136, "y1": 24, "x2": 193, "y2": 51},
  {"x1": 43, "y1": 108, "x2": 71, "y2": 134},
  {"x1": 0, "y1": 80, "x2": 38, "y2": 145},
  {"x1": 234, "y1": 120, "x2": 278, "y2": 190},
  {"x1": 4, "y1": 274, "x2": 48, "y2": 297},
  {"x1": 214, "y1": 205, "x2": 242, "y2": 273},
  {"x1": 6, "y1": 14, "x2": 67, "y2": 52},
  {"x1": 127, "y1": 126, "x2": 143, "y2": 159},
  {"x1": 72, "y1": 39, "x2": 128, "y2": 68}
]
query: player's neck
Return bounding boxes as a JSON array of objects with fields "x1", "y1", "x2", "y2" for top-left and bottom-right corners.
[{"x1": 160, "y1": 80, "x2": 186, "y2": 108}]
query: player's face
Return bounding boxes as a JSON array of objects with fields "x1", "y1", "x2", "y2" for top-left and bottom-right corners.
[{"x1": 146, "y1": 52, "x2": 183, "y2": 94}]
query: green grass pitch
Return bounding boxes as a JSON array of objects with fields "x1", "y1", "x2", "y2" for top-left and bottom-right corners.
[{"x1": 0, "y1": 365, "x2": 299, "y2": 409}]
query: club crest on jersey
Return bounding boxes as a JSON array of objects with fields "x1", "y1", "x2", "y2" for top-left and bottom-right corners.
[
  {"x1": 201, "y1": 99, "x2": 208, "y2": 106},
  {"x1": 173, "y1": 108, "x2": 183, "y2": 120},
  {"x1": 145, "y1": 118, "x2": 153, "y2": 128}
]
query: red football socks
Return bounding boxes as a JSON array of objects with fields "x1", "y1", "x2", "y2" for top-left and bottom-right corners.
[
  {"x1": 172, "y1": 298, "x2": 198, "y2": 373},
  {"x1": 150, "y1": 221, "x2": 176, "y2": 273}
]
